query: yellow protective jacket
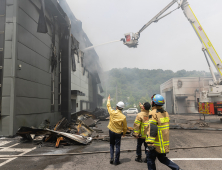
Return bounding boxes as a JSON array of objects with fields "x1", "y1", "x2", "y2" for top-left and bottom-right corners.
[
  {"x1": 133, "y1": 110, "x2": 149, "y2": 139},
  {"x1": 107, "y1": 99, "x2": 127, "y2": 135},
  {"x1": 146, "y1": 106, "x2": 170, "y2": 154}
]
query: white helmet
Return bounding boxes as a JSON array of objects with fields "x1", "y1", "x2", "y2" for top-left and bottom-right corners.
[{"x1": 116, "y1": 101, "x2": 125, "y2": 109}]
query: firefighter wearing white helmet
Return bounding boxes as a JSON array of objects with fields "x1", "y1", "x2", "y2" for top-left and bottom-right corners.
[
  {"x1": 116, "y1": 101, "x2": 125, "y2": 109},
  {"x1": 107, "y1": 95, "x2": 127, "y2": 166},
  {"x1": 145, "y1": 94, "x2": 182, "y2": 170}
]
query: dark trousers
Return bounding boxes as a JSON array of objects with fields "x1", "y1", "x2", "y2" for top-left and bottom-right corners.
[
  {"x1": 109, "y1": 130, "x2": 122, "y2": 163},
  {"x1": 146, "y1": 150, "x2": 180, "y2": 170},
  {"x1": 136, "y1": 138, "x2": 148, "y2": 157}
]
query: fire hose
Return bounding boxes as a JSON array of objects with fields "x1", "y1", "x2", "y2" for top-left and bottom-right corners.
[
  {"x1": 170, "y1": 125, "x2": 222, "y2": 131},
  {"x1": 0, "y1": 144, "x2": 222, "y2": 158}
]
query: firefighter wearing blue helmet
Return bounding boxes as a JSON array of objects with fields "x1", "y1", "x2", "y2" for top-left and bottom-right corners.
[
  {"x1": 145, "y1": 94, "x2": 182, "y2": 170},
  {"x1": 152, "y1": 94, "x2": 165, "y2": 106}
]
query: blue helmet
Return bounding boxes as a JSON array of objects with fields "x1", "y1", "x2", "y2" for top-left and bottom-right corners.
[{"x1": 152, "y1": 94, "x2": 165, "y2": 106}]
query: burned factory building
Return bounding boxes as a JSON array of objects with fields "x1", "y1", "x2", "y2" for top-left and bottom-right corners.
[{"x1": 0, "y1": 0, "x2": 103, "y2": 136}]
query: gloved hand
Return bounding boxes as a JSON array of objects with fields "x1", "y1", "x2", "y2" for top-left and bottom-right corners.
[
  {"x1": 133, "y1": 134, "x2": 141, "y2": 139},
  {"x1": 139, "y1": 102, "x2": 143, "y2": 109},
  {"x1": 146, "y1": 146, "x2": 155, "y2": 151}
]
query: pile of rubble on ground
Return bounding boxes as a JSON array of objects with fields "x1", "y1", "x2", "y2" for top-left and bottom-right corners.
[
  {"x1": 16, "y1": 108, "x2": 109, "y2": 148},
  {"x1": 194, "y1": 121, "x2": 209, "y2": 127},
  {"x1": 170, "y1": 120, "x2": 210, "y2": 130}
]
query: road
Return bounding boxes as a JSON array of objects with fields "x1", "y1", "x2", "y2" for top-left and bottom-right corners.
[{"x1": 0, "y1": 115, "x2": 222, "y2": 170}]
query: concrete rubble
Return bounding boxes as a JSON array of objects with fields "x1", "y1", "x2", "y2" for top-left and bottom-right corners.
[{"x1": 169, "y1": 114, "x2": 222, "y2": 131}]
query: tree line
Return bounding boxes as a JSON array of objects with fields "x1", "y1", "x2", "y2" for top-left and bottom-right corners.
[{"x1": 102, "y1": 68, "x2": 211, "y2": 111}]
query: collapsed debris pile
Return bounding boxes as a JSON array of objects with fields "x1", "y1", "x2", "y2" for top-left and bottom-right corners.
[
  {"x1": 170, "y1": 119, "x2": 211, "y2": 130},
  {"x1": 16, "y1": 109, "x2": 109, "y2": 148},
  {"x1": 194, "y1": 121, "x2": 209, "y2": 127},
  {"x1": 71, "y1": 108, "x2": 109, "y2": 121}
]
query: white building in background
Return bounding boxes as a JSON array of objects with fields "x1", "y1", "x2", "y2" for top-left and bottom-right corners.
[{"x1": 160, "y1": 77, "x2": 212, "y2": 114}]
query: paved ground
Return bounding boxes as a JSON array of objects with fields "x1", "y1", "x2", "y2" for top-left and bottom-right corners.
[{"x1": 1, "y1": 114, "x2": 222, "y2": 170}]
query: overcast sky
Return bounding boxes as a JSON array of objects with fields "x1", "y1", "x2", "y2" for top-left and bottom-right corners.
[{"x1": 66, "y1": 0, "x2": 222, "y2": 72}]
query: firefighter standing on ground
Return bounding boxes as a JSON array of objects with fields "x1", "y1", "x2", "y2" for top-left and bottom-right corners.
[
  {"x1": 146, "y1": 94, "x2": 182, "y2": 170},
  {"x1": 133, "y1": 102, "x2": 151, "y2": 163},
  {"x1": 107, "y1": 95, "x2": 127, "y2": 166}
]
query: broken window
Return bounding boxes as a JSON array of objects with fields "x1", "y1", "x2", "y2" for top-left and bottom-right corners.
[
  {"x1": 77, "y1": 54, "x2": 80, "y2": 63},
  {"x1": 37, "y1": 0, "x2": 48, "y2": 33},
  {"x1": 98, "y1": 84, "x2": 104, "y2": 93},
  {"x1": 81, "y1": 57, "x2": 84, "y2": 67},
  {"x1": 78, "y1": 50, "x2": 84, "y2": 64},
  {"x1": 83, "y1": 67, "x2": 86, "y2": 75},
  {"x1": 71, "y1": 35, "x2": 79, "y2": 71},
  {"x1": 71, "y1": 49, "x2": 76, "y2": 71},
  {"x1": 95, "y1": 72, "x2": 101, "y2": 84}
]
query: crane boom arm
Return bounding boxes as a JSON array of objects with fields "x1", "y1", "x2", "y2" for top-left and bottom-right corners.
[
  {"x1": 139, "y1": 0, "x2": 177, "y2": 34},
  {"x1": 123, "y1": 0, "x2": 222, "y2": 79},
  {"x1": 181, "y1": 0, "x2": 222, "y2": 78}
]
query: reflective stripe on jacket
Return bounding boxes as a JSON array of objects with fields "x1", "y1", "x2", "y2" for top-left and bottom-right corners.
[
  {"x1": 146, "y1": 106, "x2": 170, "y2": 154},
  {"x1": 107, "y1": 99, "x2": 127, "y2": 135},
  {"x1": 133, "y1": 110, "x2": 149, "y2": 139}
]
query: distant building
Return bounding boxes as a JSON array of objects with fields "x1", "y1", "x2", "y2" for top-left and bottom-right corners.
[
  {"x1": 160, "y1": 77, "x2": 212, "y2": 114},
  {"x1": 0, "y1": 0, "x2": 103, "y2": 136}
]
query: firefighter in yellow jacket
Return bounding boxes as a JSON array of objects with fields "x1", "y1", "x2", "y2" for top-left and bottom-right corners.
[
  {"x1": 133, "y1": 102, "x2": 151, "y2": 163},
  {"x1": 146, "y1": 94, "x2": 182, "y2": 170},
  {"x1": 107, "y1": 95, "x2": 127, "y2": 166}
]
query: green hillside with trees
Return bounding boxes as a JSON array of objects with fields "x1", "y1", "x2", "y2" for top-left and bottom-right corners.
[{"x1": 102, "y1": 68, "x2": 211, "y2": 110}]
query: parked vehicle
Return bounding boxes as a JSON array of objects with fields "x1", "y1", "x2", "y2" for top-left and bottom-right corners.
[{"x1": 123, "y1": 108, "x2": 138, "y2": 115}]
